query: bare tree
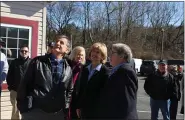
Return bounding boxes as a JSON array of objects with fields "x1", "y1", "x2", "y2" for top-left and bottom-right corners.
[
  {"x1": 81, "y1": 2, "x2": 91, "y2": 45},
  {"x1": 104, "y1": 2, "x2": 117, "y2": 41},
  {"x1": 47, "y1": 2, "x2": 76, "y2": 34},
  {"x1": 46, "y1": 1, "x2": 184, "y2": 59}
]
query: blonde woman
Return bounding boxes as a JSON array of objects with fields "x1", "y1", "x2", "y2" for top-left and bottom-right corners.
[
  {"x1": 76, "y1": 42, "x2": 110, "y2": 119},
  {"x1": 67, "y1": 46, "x2": 86, "y2": 120}
]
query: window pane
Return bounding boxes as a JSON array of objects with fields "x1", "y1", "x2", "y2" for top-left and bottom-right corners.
[
  {"x1": 8, "y1": 49, "x2": 17, "y2": 58},
  {"x1": 1, "y1": 38, "x2": 6, "y2": 47},
  {"x1": 0, "y1": 26, "x2": 6, "y2": 37},
  {"x1": 7, "y1": 38, "x2": 18, "y2": 48},
  {"x1": 8, "y1": 27, "x2": 18, "y2": 38},
  {"x1": 19, "y1": 39, "x2": 28, "y2": 48},
  {"x1": 19, "y1": 28, "x2": 29, "y2": 39}
]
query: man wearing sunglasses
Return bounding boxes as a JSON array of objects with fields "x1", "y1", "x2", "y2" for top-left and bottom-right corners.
[
  {"x1": 144, "y1": 60, "x2": 177, "y2": 120},
  {"x1": 6, "y1": 45, "x2": 31, "y2": 120}
]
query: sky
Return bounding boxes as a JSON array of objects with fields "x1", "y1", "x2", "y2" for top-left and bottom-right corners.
[
  {"x1": 169, "y1": 2, "x2": 184, "y2": 26},
  {"x1": 48, "y1": 1, "x2": 184, "y2": 29}
]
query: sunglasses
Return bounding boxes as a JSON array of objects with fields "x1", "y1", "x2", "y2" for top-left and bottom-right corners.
[{"x1": 20, "y1": 50, "x2": 28, "y2": 53}]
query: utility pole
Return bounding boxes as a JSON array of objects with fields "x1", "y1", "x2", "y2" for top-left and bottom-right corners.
[{"x1": 161, "y1": 28, "x2": 164, "y2": 60}]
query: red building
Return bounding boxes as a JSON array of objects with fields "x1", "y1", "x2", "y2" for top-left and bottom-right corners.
[{"x1": 0, "y1": 2, "x2": 49, "y2": 90}]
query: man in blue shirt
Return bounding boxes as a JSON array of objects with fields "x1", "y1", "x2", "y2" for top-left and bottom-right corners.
[
  {"x1": 17, "y1": 35, "x2": 73, "y2": 120},
  {"x1": 96, "y1": 43, "x2": 138, "y2": 119}
]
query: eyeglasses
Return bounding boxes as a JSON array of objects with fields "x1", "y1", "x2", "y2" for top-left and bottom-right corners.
[{"x1": 20, "y1": 50, "x2": 28, "y2": 53}]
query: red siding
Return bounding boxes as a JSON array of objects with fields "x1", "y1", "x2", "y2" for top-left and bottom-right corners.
[
  {"x1": 0, "y1": 16, "x2": 39, "y2": 90},
  {"x1": 0, "y1": 16, "x2": 39, "y2": 58}
]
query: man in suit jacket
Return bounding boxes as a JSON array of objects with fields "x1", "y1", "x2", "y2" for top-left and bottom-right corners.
[{"x1": 96, "y1": 43, "x2": 138, "y2": 119}]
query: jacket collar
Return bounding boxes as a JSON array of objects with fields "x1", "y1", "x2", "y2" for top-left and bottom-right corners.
[
  {"x1": 109, "y1": 63, "x2": 131, "y2": 77},
  {"x1": 87, "y1": 63, "x2": 102, "y2": 72}
]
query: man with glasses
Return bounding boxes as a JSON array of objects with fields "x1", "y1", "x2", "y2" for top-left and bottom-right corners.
[
  {"x1": 6, "y1": 45, "x2": 31, "y2": 120},
  {"x1": 96, "y1": 43, "x2": 138, "y2": 119}
]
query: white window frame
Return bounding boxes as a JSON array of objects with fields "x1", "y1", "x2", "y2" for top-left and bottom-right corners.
[{"x1": 0, "y1": 23, "x2": 32, "y2": 58}]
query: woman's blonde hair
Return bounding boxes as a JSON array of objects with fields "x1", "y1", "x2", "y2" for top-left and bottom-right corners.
[
  {"x1": 69, "y1": 46, "x2": 86, "y2": 65},
  {"x1": 89, "y1": 42, "x2": 107, "y2": 64}
]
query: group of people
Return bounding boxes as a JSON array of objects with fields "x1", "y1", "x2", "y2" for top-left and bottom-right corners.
[
  {"x1": 144, "y1": 60, "x2": 184, "y2": 120},
  {"x1": 0, "y1": 34, "x2": 184, "y2": 120},
  {"x1": 0, "y1": 35, "x2": 138, "y2": 120}
]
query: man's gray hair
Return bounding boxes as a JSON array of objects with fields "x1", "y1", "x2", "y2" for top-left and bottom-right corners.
[{"x1": 112, "y1": 43, "x2": 133, "y2": 62}]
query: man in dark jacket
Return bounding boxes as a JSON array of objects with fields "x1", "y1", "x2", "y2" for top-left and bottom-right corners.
[
  {"x1": 17, "y1": 35, "x2": 73, "y2": 120},
  {"x1": 96, "y1": 43, "x2": 138, "y2": 119},
  {"x1": 144, "y1": 60, "x2": 177, "y2": 120},
  {"x1": 168, "y1": 65, "x2": 181, "y2": 120},
  {"x1": 6, "y1": 45, "x2": 31, "y2": 120}
]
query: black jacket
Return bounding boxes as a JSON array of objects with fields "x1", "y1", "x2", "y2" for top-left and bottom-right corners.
[
  {"x1": 95, "y1": 63, "x2": 138, "y2": 119},
  {"x1": 6, "y1": 57, "x2": 31, "y2": 91},
  {"x1": 144, "y1": 70, "x2": 177, "y2": 100},
  {"x1": 76, "y1": 64, "x2": 110, "y2": 119},
  {"x1": 17, "y1": 54, "x2": 73, "y2": 113},
  {"x1": 170, "y1": 71, "x2": 182, "y2": 101}
]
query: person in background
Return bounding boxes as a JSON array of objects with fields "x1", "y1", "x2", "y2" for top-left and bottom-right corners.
[
  {"x1": 144, "y1": 60, "x2": 177, "y2": 120},
  {"x1": 96, "y1": 43, "x2": 138, "y2": 119},
  {"x1": 180, "y1": 74, "x2": 184, "y2": 114},
  {"x1": 0, "y1": 50, "x2": 9, "y2": 96},
  {"x1": 47, "y1": 42, "x2": 55, "y2": 54},
  {"x1": 76, "y1": 42, "x2": 110, "y2": 119},
  {"x1": 6, "y1": 45, "x2": 32, "y2": 120},
  {"x1": 0, "y1": 38, "x2": 12, "y2": 58},
  {"x1": 177, "y1": 65, "x2": 183, "y2": 73},
  {"x1": 168, "y1": 65, "x2": 181, "y2": 120},
  {"x1": 17, "y1": 35, "x2": 73, "y2": 120},
  {"x1": 67, "y1": 46, "x2": 86, "y2": 120}
]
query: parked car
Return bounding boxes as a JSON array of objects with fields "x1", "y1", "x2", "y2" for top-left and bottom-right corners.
[
  {"x1": 140, "y1": 60, "x2": 158, "y2": 76},
  {"x1": 133, "y1": 58, "x2": 142, "y2": 74}
]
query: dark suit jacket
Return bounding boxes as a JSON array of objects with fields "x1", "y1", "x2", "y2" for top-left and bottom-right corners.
[
  {"x1": 96, "y1": 63, "x2": 138, "y2": 119},
  {"x1": 76, "y1": 64, "x2": 110, "y2": 118}
]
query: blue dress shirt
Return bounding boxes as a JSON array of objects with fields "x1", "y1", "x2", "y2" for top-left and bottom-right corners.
[{"x1": 87, "y1": 63, "x2": 102, "y2": 81}]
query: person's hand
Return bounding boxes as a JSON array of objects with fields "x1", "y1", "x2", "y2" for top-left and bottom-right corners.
[{"x1": 76, "y1": 109, "x2": 81, "y2": 118}]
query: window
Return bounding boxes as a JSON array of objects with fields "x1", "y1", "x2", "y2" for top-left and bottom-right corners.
[{"x1": 0, "y1": 23, "x2": 32, "y2": 64}]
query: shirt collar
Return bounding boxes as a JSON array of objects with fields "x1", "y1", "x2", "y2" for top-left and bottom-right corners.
[
  {"x1": 50, "y1": 54, "x2": 63, "y2": 63},
  {"x1": 110, "y1": 62, "x2": 126, "y2": 75},
  {"x1": 87, "y1": 63, "x2": 102, "y2": 72}
]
